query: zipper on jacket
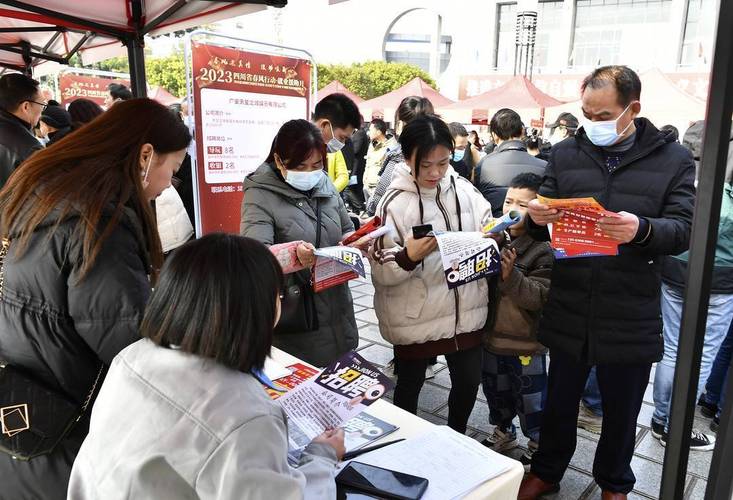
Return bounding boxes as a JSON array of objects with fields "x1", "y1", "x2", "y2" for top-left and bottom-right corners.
[{"x1": 436, "y1": 184, "x2": 462, "y2": 349}]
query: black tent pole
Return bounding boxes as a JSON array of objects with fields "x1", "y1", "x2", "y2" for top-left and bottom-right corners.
[{"x1": 659, "y1": 0, "x2": 733, "y2": 497}]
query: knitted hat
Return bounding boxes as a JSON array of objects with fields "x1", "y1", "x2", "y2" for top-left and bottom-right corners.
[{"x1": 40, "y1": 105, "x2": 72, "y2": 129}]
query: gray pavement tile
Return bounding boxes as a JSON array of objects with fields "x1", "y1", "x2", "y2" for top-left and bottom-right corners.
[
  {"x1": 544, "y1": 468, "x2": 595, "y2": 500},
  {"x1": 356, "y1": 337, "x2": 372, "y2": 350},
  {"x1": 358, "y1": 323, "x2": 384, "y2": 343},
  {"x1": 437, "y1": 395, "x2": 492, "y2": 434},
  {"x1": 350, "y1": 282, "x2": 375, "y2": 295},
  {"x1": 634, "y1": 431, "x2": 665, "y2": 464},
  {"x1": 430, "y1": 365, "x2": 452, "y2": 389},
  {"x1": 569, "y1": 435, "x2": 598, "y2": 474},
  {"x1": 685, "y1": 445, "x2": 713, "y2": 479},
  {"x1": 352, "y1": 294, "x2": 374, "y2": 309},
  {"x1": 629, "y1": 456, "x2": 665, "y2": 498},
  {"x1": 358, "y1": 343, "x2": 394, "y2": 368},
  {"x1": 637, "y1": 402, "x2": 656, "y2": 429},
  {"x1": 416, "y1": 383, "x2": 451, "y2": 413},
  {"x1": 354, "y1": 307, "x2": 379, "y2": 325},
  {"x1": 644, "y1": 383, "x2": 654, "y2": 405},
  {"x1": 355, "y1": 320, "x2": 368, "y2": 329},
  {"x1": 686, "y1": 477, "x2": 707, "y2": 500},
  {"x1": 352, "y1": 305, "x2": 366, "y2": 315}
]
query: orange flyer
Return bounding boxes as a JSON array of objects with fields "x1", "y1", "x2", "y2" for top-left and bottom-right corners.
[{"x1": 537, "y1": 195, "x2": 620, "y2": 258}]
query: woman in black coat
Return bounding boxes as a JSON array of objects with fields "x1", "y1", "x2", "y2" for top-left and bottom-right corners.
[{"x1": 0, "y1": 99, "x2": 190, "y2": 499}]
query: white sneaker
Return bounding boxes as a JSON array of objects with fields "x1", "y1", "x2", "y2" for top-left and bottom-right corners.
[
  {"x1": 480, "y1": 428, "x2": 518, "y2": 453},
  {"x1": 425, "y1": 364, "x2": 435, "y2": 380},
  {"x1": 577, "y1": 402, "x2": 603, "y2": 434},
  {"x1": 660, "y1": 429, "x2": 716, "y2": 452}
]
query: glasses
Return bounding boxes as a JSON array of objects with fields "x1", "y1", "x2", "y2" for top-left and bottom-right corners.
[{"x1": 25, "y1": 100, "x2": 48, "y2": 111}]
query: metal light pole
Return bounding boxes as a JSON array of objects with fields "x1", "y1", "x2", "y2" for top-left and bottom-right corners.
[{"x1": 514, "y1": 0, "x2": 538, "y2": 81}]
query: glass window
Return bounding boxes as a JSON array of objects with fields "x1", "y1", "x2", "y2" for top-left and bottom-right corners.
[
  {"x1": 571, "y1": 0, "x2": 673, "y2": 68},
  {"x1": 495, "y1": 1, "x2": 565, "y2": 71},
  {"x1": 384, "y1": 9, "x2": 452, "y2": 75},
  {"x1": 680, "y1": 0, "x2": 715, "y2": 67}
]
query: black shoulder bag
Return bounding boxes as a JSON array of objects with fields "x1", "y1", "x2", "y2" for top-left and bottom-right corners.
[
  {"x1": 274, "y1": 201, "x2": 321, "y2": 335},
  {"x1": 0, "y1": 238, "x2": 103, "y2": 461}
]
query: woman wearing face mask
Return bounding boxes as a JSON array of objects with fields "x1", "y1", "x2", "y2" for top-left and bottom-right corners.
[
  {"x1": 240, "y1": 119, "x2": 358, "y2": 367},
  {"x1": 370, "y1": 115, "x2": 494, "y2": 434},
  {"x1": 0, "y1": 98, "x2": 190, "y2": 499}
]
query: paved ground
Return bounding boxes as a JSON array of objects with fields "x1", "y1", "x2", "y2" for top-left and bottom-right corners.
[{"x1": 347, "y1": 270, "x2": 714, "y2": 500}]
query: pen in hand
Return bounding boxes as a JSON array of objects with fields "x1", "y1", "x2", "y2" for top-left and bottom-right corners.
[{"x1": 341, "y1": 438, "x2": 406, "y2": 462}]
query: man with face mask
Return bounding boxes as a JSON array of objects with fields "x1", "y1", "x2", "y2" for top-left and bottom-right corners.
[
  {"x1": 519, "y1": 66, "x2": 696, "y2": 500},
  {"x1": 448, "y1": 122, "x2": 481, "y2": 182},
  {"x1": 0, "y1": 73, "x2": 44, "y2": 190},
  {"x1": 313, "y1": 93, "x2": 361, "y2": 193},
  {"x1": 544, "y1": 112, "x2": 579, "y2": 146}
]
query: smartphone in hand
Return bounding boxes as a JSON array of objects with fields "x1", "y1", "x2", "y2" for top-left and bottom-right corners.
[{"x1": 412, "y1": 224, "x2": 433, "y2": 240}]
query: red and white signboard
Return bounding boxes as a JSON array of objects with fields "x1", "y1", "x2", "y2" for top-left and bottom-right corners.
[
  {"x1": 59, "y1": 72, "x2": 130, "y2": 107},
  {"x1": 189, "y1": 37, "x2": 312, "y2": 235}
]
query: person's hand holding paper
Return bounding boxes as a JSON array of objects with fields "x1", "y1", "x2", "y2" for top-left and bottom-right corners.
[
  {"x1": 528, "y1": 198, "x2": 563, "y2": 226},
  {"x1": 598, "y1": 211, "x2": 639, "y2": 243}
]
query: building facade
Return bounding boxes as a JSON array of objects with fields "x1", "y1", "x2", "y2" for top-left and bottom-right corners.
[{"x1": 213, "y1": 0, "x2": 713, "y2": 101}]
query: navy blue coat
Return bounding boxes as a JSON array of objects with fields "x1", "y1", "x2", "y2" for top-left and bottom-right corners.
[{"x1": 528, "y1": 119, "x2": 695, "y2": 364}]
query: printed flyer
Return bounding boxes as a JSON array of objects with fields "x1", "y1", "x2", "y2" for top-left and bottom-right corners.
[
  {"x1": 277, "y1": 351, "x2": 394, "y2": 452},
  {"x1": 538, "y1": 195, "x2": 620, "y2": 258},
  {"x1": 312, "y1": 246, "x2": 366, "y2": 292},
  {"x1": 433, "y1": 231, "x2": 501, "y2": 289}
]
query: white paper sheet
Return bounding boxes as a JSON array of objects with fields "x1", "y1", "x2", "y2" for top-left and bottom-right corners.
[{"x1": 347, "y1": 426, "x2": 516, "y2": 500}]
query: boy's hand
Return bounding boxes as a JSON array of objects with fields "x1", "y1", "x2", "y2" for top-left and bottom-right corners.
[{"x1": 501, "y1": 247, "x2": 517, "y2": 281}]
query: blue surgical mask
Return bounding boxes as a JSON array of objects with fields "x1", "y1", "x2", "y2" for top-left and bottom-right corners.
[
  {"x1": 580, "y1": 103, "x2": 634, "y2": 147},
  {"x1": 285, "y1": 169, "x2": 323, "y2": 191},
  {"x1": 452, "y1": 149, "x2": 466, "y2": 162},
  {"x1": 327, "y1": 122, "x2": 345, "y2": 153}
]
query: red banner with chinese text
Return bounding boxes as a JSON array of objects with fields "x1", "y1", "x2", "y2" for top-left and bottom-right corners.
[
  {"x1": 191, "y1": 40, "x2": 312, "y2": 235},
  {"x1": 59, "y1": 73, "x2": 130, "y2": 107}
]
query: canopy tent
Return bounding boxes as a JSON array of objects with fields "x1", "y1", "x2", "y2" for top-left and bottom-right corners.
[
  {"x1": 318, "y1": 80, "x2": 364, "y2": 104},
  {"x1": 544, "y1": 68, "x2": 706, "y2": 138},
  {"x1": 438, "y1": 76, "x2": 564, "y2": 126},
  {"x1": 0, "y1": 0, "x2": 286, "y2": 95},
  {"x1": 149, "y1": 85, "x2": 179, "y2": 105},
  {"x1": 359, "y1": 77, "x2": 453, "y2": 123}
]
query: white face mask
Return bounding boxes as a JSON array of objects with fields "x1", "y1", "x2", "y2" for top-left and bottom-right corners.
[
  {"x1": 327, "y1": 122, "x2": 345, "y2": 153},
  {"x1": 580, "y1": 103, "x2": 634, "y2": 147},
  {"x1": 548, "y1": 127, "x2": 566, "y2": 145},
  {"x1": 142, "y1": 152, "x2": 154, "y2": 189},
  {"x1": 285, "y1": 169, "x2": 323, "y2": 191}
]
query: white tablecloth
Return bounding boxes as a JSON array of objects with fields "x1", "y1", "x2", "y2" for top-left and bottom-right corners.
[{"x1": 271, "y1": 347, "x2": 524, "y2": 499}]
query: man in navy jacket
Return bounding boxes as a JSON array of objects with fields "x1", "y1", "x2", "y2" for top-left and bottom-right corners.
[{"x1": 518, "y1": 66, "x2": 696, "y2": 500}]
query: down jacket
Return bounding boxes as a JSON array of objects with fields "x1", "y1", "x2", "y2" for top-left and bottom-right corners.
[
  {"x1": 240, "y1": 162, "x2": 357, "y2": 367},
  {"x1": 528, "y1": 119, "x2": 696, "y2": 364},
  {"x1": 0, "y1": 203, "x2": 152, "y2": 499},
  {"x1": 370, "y1": 164, "x2": 493, "y2": 348}
]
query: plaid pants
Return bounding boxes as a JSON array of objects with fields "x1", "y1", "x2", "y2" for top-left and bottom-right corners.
[{"x1": 481, "y1": 350, "x2": 547, "y2": 442}]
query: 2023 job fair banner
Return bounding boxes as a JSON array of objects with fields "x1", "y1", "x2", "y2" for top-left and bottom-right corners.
[
  {"x1": 188, "y1": 34, "x2": 313, "y2": 235},
  {"x1": 58, "y1": 71, "x2": 130, "y2": 107}
]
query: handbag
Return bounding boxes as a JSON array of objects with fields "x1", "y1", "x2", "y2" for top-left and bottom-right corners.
[
  {"x1": 274, "y1": 201, "x2": 321, "y2": 335},
  {"x1": 0, "y1": 238, "x2": 103, "y2": 461}
]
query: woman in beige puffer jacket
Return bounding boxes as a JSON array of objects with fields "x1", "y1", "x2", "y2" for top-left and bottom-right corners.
[{"x1": 370, "y1": 115, "x2": 493, "y2": 433}]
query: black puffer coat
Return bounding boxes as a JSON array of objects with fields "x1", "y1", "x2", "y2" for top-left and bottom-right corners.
[
  {"x1": 0, "y1": 204, "x2": 152, "y2": 499},
  {"x1": 528, "y1": 119, "x2": 696, "y2": 364},
  {"x1": 0, "y1": 109, "x2": 42, "y2": 189}
]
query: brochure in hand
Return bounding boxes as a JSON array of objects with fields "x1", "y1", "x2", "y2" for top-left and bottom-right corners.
[
  {"x1": 538, "y1": 195, "x2": 621, "y2": 258},
  {"x1": 275, "y1": 351, "x2": 394, "y2": 455},
  {"x1": 432, "y1": 231, "x2": 501, "y2": 289}
]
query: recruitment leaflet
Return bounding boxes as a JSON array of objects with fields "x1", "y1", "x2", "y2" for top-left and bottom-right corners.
[
  {"x1": 433, "y1": 231, "x2": 501, "y2": 289},
  {"x1": 312, "y1": 246, "x2": 366, "y2": 292},
  {"x1": 537, "y1": 195, "x2": 621, "y2": 258},
  {"x1": 277, "y1": 352, "x2": 394, "y2": 453}
]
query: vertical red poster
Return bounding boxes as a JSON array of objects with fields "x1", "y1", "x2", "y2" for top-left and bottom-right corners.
[{"x1": 190, "y1": 40, "x2": 312, "y2": 235}]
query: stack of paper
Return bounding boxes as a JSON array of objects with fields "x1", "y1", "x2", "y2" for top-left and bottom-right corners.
[{"x1": 348, "y1": 426, "x2": 516, "y2": 500}]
